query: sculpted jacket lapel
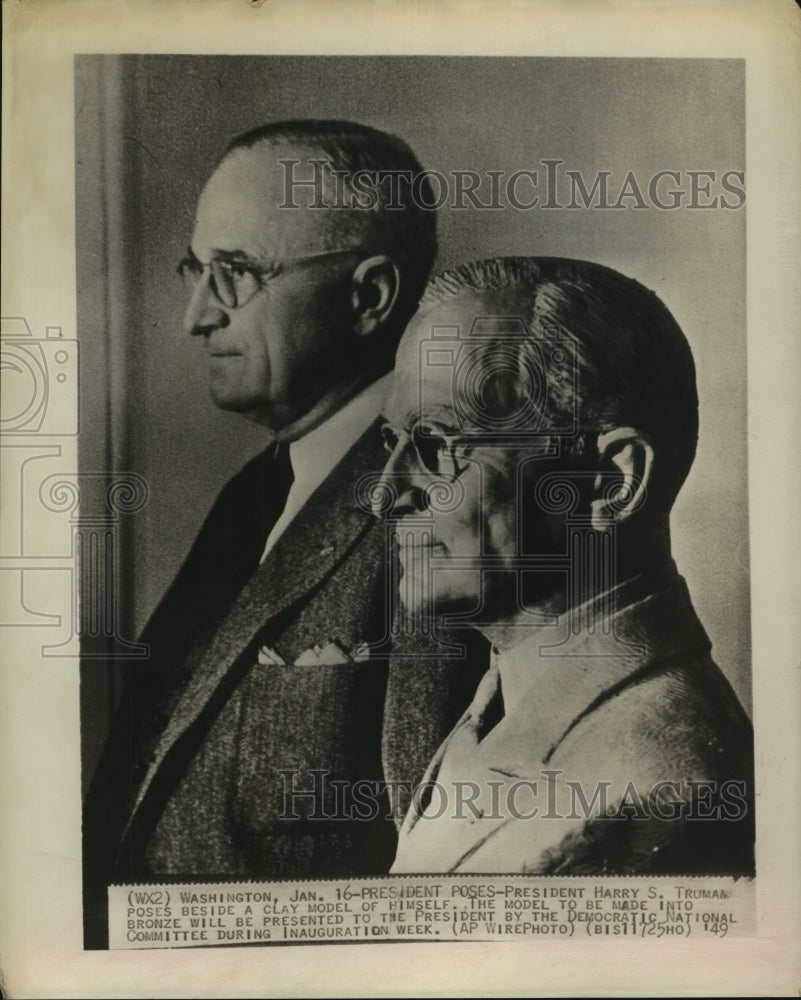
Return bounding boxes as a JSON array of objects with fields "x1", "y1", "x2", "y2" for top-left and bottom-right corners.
[
  {"x1": 394, "y1": 575, "x2": 712, "y2": 872},
  {"x1": 122, "y1": 420, "x2": 384, "y2": 838}
]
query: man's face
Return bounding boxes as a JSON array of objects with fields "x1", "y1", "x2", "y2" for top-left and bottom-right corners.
[
  {"x1": 183, "y1": 144, "x2": 361, "y2": 435},
  {"x1": 379, "y1": 291, "x2": 566, "y2": 620}
]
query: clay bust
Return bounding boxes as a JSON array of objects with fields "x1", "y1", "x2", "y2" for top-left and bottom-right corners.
[{"x1": 376, "y1": 256, "x2": 754, "y2": 876}]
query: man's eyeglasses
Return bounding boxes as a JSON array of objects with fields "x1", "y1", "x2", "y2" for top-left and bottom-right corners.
[
  {"x1": 381, "y1": 422, "x2": 471, "y2": 482},
  {"x1": 177, "y1": 247, "x2": 365, "y2": 310}
]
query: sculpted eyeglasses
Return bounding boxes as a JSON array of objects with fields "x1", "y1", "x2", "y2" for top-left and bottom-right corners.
[
  {"x1": 177, "y1": 247, "x2": 365, "y2": 310},
  {"x1": 381, "y1": 422, "x2": 471, "y2": 483}
]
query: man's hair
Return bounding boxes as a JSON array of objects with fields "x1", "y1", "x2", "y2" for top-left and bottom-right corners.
[
  {"x1": 419, "y1": 257, "x2": 699, "y2": 507},
  {"x1": 224, "y1": 119, "x2": 438, "y2": 341}
]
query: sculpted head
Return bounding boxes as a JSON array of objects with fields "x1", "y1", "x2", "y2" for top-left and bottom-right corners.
[
  {"x1": 378, "y1": 257, "x2": 699, "y2": 623},
  {"x1": 180, "y1": 119, "x2": 437, "y2": 440}
]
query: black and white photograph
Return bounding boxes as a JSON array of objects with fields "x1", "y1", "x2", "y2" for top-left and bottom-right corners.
[
  {"x1": 2, "y1": 1, "x2": 800, "y2": 997},
  {"x1": 77, "y1": 51, "x2": 757, "y2": 937}
]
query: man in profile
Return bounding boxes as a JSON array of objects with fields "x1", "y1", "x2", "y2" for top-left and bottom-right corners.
[
  {"x1": 377, "y1": 256, "x2": 754, "y2": 875},
  {"x1": 83, "y1": 120, "x2": 484, "y2": 946}
]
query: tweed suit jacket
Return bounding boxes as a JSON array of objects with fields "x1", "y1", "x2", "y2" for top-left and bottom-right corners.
[
  {"x1": 391, "y1": 572, "x2": 755, "y2": 876},
  {"x1": 83, "y1": 418, "x2": 487, "y2": 947}
]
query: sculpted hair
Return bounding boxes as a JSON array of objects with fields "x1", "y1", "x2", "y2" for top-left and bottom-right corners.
[
  {"x1": 420, "y1": 257, "x2": 699, "y2": 506},
  {"x1": 225, "y1": 120, "x2": 438, "y2": 337}
]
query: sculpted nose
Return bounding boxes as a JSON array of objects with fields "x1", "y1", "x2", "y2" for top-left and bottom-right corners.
[
  {"x1": 373, "y1": 442, "x2": 429, "y2": 519},
  {"x1": 183, "y1": 277, "x2": 230, "y2": 337}
]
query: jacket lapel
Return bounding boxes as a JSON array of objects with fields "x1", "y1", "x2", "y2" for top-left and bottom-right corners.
[
  {"x1": 497, "y1": 573, "x2": 711, "y2": 769},
  {"x1": 125, "y1": 419, "x2": 384, "y2": 828},
  {"x1": 394, "y1": 574, "x2": 712, "y2": 872}
]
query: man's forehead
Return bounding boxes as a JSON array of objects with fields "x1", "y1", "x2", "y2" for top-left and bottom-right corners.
[
  {"x1": 193, "y1": 143, "x2": 334, "y2": 254},
  {"x1": 388, "y1": 295, "x2": 486, "y2": 429},
  {"x1": 403, "y1": 287, "x2": 533, "y2": 343},
  {"x1": 388, "y1": 286, "x2": 537, "y2": 429},
  {"x1": 205, "y1": 140, "x2": 305, "y2": 185},
  {"x1": 385, "y1": 354, "x2": 456, "y2": 430}
]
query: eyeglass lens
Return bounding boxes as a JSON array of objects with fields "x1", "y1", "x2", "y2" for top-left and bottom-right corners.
[
  {"x1": 382, "y1": 423, "x2": 458, "y2": 479},
  {"x1": 179, "y1": 258, "x2": 258, "y2": 309}
]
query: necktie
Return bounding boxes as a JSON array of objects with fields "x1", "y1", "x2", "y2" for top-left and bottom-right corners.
[
  {"x1": 250, "y1": 441, "x2": 294, "y2": 569},
  {"x1": 435, "y1": 662, "x2": 503, "y2": 787},
  {"x1": 408, "y1": 662, "x2": 504, "y2": 825},
  {"x1": 137, "y1": 440, "x2": 294, "y2": 662},
  {"x1": 190, "y1": 440, "x2": 294, "y2": 622}
]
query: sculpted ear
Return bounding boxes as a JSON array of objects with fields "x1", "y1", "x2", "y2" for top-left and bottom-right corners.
[
  {"x1": 350, "y1": 255, "x2": 401, "y2": 337},
  {"x1": 590, "y1": 427, "x2": 654, "y2": 529}
]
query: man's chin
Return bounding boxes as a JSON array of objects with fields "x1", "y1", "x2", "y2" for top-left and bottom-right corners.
[
  {"x1": 397, "y1": 562, "x2": 479, "y2": 612},
  {"x1": 208, "y1": 383, "x2": 250, "y2": 413},
  {"x1": 208, "y1": 390, "x2": 283, "y2": 430},
  {"x1": 398, "y1": 591, "x2": 478, "y2": 620}
]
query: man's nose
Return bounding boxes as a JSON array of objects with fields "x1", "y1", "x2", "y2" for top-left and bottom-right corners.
[
  {"x1": 372, "y1": 442, "x2": 430, "y2": 519},
  {"x1": 183, "y1": 275, "x2": 230, "y2": 337}
]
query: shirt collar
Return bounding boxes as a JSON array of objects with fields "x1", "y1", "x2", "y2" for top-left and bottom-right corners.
[{"x1": 288, "y1": 373, "x2": 391, "y2": 493}]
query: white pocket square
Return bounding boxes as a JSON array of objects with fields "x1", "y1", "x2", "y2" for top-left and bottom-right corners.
[{"x1": 294, "y1": 640, "x2": 353, "y2": 666}]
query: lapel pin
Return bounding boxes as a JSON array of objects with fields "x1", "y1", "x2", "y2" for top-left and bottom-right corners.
[{"x1": 352, "y1": 642, "x2": 372, "y2": 662}]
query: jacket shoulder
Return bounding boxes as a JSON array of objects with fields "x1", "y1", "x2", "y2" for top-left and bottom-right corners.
[{"x1": 553, "y1": 650, "x2": 753, "y2": 788}]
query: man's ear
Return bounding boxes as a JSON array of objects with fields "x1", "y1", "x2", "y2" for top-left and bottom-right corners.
[
  {"x1": 590, "y1": 427, "x2": 654, "y2": 529},
  {"x1": 350, "y1": 255, "x2": 401, "y2": 337}
]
